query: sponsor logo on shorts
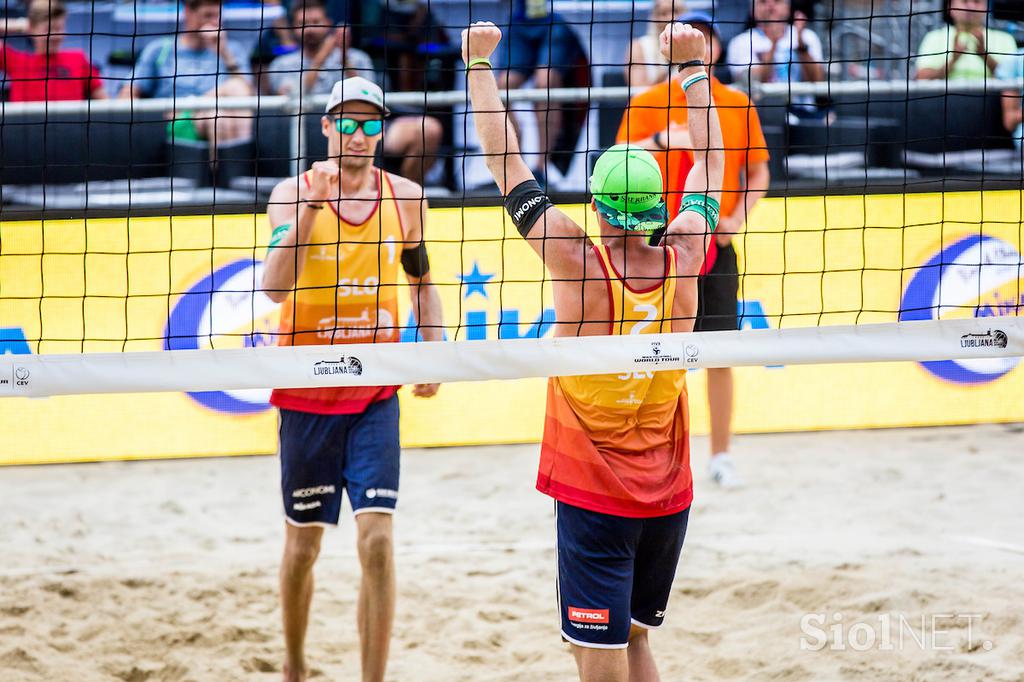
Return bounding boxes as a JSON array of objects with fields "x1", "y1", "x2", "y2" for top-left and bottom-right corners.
[
  {"x1": 312, "y1": 356, "x2": 364, "y2": 377},
  {"x1": 292, "y1": 485, "x2": 336, "y2": 498},
  {"x1": 655, "y1": 609, "x2": 666, "y2": 619},
  {"x1": 634, "y1": 340, "x2": 681, "y2": 365},
  {"x1": 293, "y1": 501, "x2": 322, "y2": 511},
  {"x1": 960, "y1": 329, "x2": 1008, "y2": 349},
  {"x1": 568, "y1": 607, "x2": 610, "y2": 624},
  {"x1": 365, "y1": 488, "x2": 398, "y2": 500}
]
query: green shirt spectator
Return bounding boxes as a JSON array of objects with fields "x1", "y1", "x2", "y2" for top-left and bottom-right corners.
[{"x1": 915, "y1": 0, "x2": 1017, "y2": 80}]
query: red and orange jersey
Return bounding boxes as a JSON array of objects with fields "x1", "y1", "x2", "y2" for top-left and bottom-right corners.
[{"x1": 537, "y1": 245, "x2": 693, "y2": 517}]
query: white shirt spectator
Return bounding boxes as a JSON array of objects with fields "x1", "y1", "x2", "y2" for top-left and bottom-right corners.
[{"x1": 727, "y1": 24, "x2": 823, "y2": 86}]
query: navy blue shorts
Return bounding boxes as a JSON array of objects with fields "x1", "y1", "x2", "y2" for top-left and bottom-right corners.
[
  {"x1": 501, "y1": 16, "x2": 581, "y2": 78},
  {"x1": 278, "y1": 396, "x2": 400, "y2": 526},
  {"x1": 556, "y1": 502, "x2": 690, "y2": 648}
]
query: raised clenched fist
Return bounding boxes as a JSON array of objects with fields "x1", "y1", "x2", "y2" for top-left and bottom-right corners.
[
  {"x1": 461, "y1": 21, "x2": 502, "y2": 64},
  {"x1": 659, "y1": 21, "x2": 706, "y2": 65},
  {"x1": 306, "y1": 160, "x2": 340, "y2": 202}
]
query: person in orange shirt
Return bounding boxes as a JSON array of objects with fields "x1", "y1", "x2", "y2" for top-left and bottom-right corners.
[
  {"x1": 617, "y1": 10, "x2": 771, "y2": 488},
  {"x1": 261, "y1": 77, "x2": 444, "y2": 682},
  {"x1": 465, "y1": 19, "x2": 724, "y2": 681}
]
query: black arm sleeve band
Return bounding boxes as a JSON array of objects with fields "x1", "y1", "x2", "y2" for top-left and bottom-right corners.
[
  {"x1": 401, "y1": 241, "x2": 430, "y2": 278},
  {"x1": 504, "y1": 179, "x2": 554, "y2": 238}
]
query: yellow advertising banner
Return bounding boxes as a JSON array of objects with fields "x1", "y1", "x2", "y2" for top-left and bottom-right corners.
[{"x1": 0, "y1": 191, "x2": 1021, "y2": 465}]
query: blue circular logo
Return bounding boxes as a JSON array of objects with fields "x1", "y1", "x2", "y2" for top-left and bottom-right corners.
[
  {"x1": 164, "y1": 259, "x2": 279, "y2": 413},
  {"x1": 900, "y1": 235, "x2": 1022, "y2": 384}
]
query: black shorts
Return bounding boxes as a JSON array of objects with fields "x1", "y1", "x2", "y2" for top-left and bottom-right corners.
[
  {"x1": 556, "y1": 502, "x2": 690, "y2": 648},
  {"x1": 695, "y1": 242, "x2": 739, "y2": 332}
]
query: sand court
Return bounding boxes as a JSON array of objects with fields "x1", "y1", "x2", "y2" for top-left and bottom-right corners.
[{"x1": 1, "y1": 424, "x2": 1022, "y2": 681}]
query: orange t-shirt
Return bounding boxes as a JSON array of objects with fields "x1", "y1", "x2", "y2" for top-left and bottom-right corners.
[{"x1": 616, "y1": 77, "x2": 770, "y2": 271}]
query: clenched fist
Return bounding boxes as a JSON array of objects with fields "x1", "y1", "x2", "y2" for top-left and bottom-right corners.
[
  {"x1": 306, "y1": 160, "x2": 340, "y2": 202},
  {"x1": 462, "y1": 21, "x2": 502, "y2": 64},
  {"x1": 659, "y1": 21, "x2": 706, "y2": 65}
]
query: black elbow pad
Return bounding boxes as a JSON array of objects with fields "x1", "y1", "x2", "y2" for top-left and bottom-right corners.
[
  {"x1": 504, "y1": 179, "x2": 554, "y2": 238},
  {"x1": 401, "y1": 241, "x2": 430, "y2": 278}
]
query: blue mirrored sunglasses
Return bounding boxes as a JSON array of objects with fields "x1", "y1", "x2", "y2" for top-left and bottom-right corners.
[{"x1": 335, "y1": 118, "x2": 384, "y2": 136}]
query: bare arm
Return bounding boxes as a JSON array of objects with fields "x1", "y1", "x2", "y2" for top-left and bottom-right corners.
[
  {"x1": 391, "y1": 176, "x2": 444, "y2": 344},
  {"x1": 626, "y1": 38, "x2": 656, "y2": 89},
  {"x1": 657, "y1": 24, "x2": 725, "y2": 275},
  {"x1": 1003, "y1": 88, "x2": 1023, "y2": 135},
  {"x1": 261, "y1": 167, "x2": 335, "y2": 302},
  {"x1": 462, "y1": 22, "x2": 589, "y2": 277},
  {"x1": 392, "y1": 176, "x2": 443, "y2": 396}
]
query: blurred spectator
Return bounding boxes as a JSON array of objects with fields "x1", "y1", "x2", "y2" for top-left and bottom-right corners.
[
  {"x1": 363, "y1": 0, "x2": 453, "y2": 93},
  {"x1": 625, "y1": 0, "x2": 684, "y2": 88},
  {"x1": 122, "y1": 0, "x2": 253, "y2": 146},
  {"x1": 708, "y1": 0, "x2": 752, "y2": 48},
  {"x1": 0, "y1": 0, "x2": 106, "y2": 101},
  {"x1": 498, "y1": 0, "x2": 589, "y2": 181},
  {"x1": 266, "y1": 0, "x2": 440, "y2": 185},
  {"x1": 726, "y1": 0, "x2": 824, "y2": 91},
  {"x1": 267, "y1": 0, "x2": 374, "y2": 98},
  {"x1": 617, "y1": 11, "x2": 770, "y2": 488},
  {"x1": 998, "y1": 49, "x2": 1023, "y2": 149},
  {"x1": 915, "y1": 0, "x2": 1016, "y2": 80}
]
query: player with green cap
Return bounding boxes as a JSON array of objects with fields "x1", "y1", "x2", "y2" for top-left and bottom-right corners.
[{"x1": 464, "y1": 18, "x2": 724, "y2": 682}]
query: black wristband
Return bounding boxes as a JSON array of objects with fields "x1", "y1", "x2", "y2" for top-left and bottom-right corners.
[
  {"x1": 676, "y1": 60, "x2": 705, "y2": 73},
  {"x1": 401, "y1": 241, "x2": 430, "y2": 278},
  {"x1": 504, "y1": 179, "x2": 554, "y2": 238}
]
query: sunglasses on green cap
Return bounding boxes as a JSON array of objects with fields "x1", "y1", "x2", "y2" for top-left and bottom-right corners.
[
  {"x1": 594, "y1": 198, "x2": 669, "y2": 232},
  {"x1": 335, "y1": 118, "x2": 384, "y2": 136}
]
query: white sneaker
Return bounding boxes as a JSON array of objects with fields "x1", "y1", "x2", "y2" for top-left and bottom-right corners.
[{"x1": 709, "y1": 453, "x2": 744, "y2": 488}]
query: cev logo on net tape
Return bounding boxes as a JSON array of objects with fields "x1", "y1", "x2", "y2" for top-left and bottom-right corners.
[{"x1": 899, "y1": 234, "x2": 1023, "y2": 385}]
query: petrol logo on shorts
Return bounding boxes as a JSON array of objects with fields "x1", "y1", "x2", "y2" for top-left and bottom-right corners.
[
  {"x1": 899, "y1": 235, "x2": 1022, "y2": 384},
  {"x1": 165, "y1": 259, "x2": 279, "y2": 413},
  {"x1": 567, "y1": 607, "x2": 610, "y2": 624}
]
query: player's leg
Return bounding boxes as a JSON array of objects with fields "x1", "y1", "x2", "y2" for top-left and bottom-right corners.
[
  {"x1": 281, "y1": 524, "x2": 324, "y2": 682},
  {"x1": 381, "y1": 115, "x2": 443, "y2": 185},
  {"x1": 628, "y1": 506, "x2": 691, "y2": 682},
  {"x1": 344, "y1": 395, "x2": 402, "y2": 682},
  {"x1": 697, "y1": 243, "x2": 742, "y2": 486},
  {"x1": 556, "y1": 501, "x2": 642, "y2": 682},
  {"x1": 277, "y1": 409, "x2": 349, "y2": 681},
  {"x1": 626, "y1": 625, "x2": 657, "y2": 682},
  {"x1": 355, "y1": 512, "x2": 394, "y2": 682}
]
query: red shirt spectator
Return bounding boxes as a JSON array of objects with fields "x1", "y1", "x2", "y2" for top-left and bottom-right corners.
[
  {"x1": 0, "y1": 0, "x2": 107, "y2": 102},
  {"x1": 1, "y1": 46, "x2": 103, "y2": 101}
]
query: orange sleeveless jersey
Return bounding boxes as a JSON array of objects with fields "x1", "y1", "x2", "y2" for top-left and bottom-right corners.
[
  {"x1": 536, "y1": 245, "x2": 693, "y2": 518},
  {"x1": 270, "y1": 169, "x2": 405, "y2": 414}
]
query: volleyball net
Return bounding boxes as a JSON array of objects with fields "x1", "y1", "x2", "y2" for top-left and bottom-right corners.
[{"x1": 0, "y1": 0, "x2": 1023, "y2": 403}]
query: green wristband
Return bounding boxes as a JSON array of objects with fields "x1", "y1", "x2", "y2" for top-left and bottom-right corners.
[
  {"x1": 467, "y1": 57, "x2": 493, "y2": 71},
  {"x1": 680, "y1": 194, "x2": 721, "y2": 233}
]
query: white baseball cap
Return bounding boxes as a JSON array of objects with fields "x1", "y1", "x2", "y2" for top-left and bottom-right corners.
[{"x1": 325, "y1": 77, "x2": 390, "y2": 116}]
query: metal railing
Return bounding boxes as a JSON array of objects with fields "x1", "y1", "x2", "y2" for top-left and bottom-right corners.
[{"x1": 1, "y1": 79, "x2": 1020, "y2": 176}]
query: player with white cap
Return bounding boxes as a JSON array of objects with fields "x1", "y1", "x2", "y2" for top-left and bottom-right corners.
[{"x1": 261, "y1": 76, "x2": 443, "y2": 682}]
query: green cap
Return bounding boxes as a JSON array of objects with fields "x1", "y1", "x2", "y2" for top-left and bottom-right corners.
[{"x1": 590, "y1": 144, "x2": 667, "y2": 232}]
